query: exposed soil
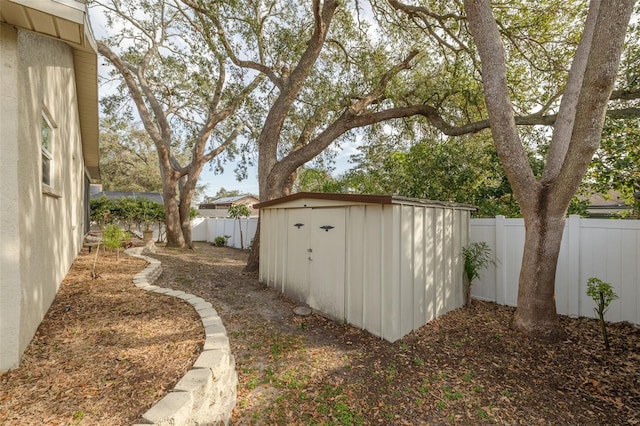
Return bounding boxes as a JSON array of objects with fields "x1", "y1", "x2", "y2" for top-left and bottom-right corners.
[{"x1": 2, "y1": 241, "x2": 639, "y2": 425}]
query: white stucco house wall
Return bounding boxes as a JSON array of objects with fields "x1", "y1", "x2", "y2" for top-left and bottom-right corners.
[{"x1": 0, "y1": 0, "x2": 99, "y2": 372}]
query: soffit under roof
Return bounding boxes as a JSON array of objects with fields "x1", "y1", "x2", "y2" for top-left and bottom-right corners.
[{"x1": 1, "y1": 0, "x2": 100, "y2": 179}]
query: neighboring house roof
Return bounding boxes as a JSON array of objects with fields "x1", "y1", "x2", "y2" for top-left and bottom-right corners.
[
  {"x1": 199, "y1": 195, "x2": 258, "y2": 209},
  {"x1": 585, "y1": 190, "x2": 632, "y2": 217},
  {"x1": 91, "y1": 191, "x2": 164, "y2": 205},
  {"x1": 0, "y1": 0, "x2": 99, "y2": 178}
]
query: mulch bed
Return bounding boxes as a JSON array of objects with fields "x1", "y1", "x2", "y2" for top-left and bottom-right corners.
[
  {"x1": 1, "y1": 242, "x2": 639, "y2": 425},
  {"x1": 0, "y1": 248, "x2": 203, "y2": 425}
]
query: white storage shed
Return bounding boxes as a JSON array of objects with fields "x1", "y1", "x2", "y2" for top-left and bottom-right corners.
[{"x1": 258, "y1": 193, "x2": 475, "y2": 342}]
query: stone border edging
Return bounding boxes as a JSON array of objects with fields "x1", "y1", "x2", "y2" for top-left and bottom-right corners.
[{"x1": 125, "y1": 246, "x2": 237, "y2": 426}]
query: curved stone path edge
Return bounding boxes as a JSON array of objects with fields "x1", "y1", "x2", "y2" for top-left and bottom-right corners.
[{"x1": 125, "y1": 246, "x2": 237, "y2": 426}]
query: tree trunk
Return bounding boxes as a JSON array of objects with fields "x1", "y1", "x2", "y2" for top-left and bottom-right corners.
[
  {"x1": 164, "y1": 191, "x2": 184, "y2": 247},
  {"x1": 511, "y1": 212, "x2": 566, "y2": 340},
  {"x1": 245, "y1": 181, "x2": 286, "y2": 272},
  {"x1": 244, "y1": 219, "x2": 260, "y2": 272},
  {"x1": 463, "y1": 0, "x2": 635, "y2": 341}
]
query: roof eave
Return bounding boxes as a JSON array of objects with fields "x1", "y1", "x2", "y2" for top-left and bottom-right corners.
[{"x1": 0, "y1": 0, "x2": 100, "y2": 179}]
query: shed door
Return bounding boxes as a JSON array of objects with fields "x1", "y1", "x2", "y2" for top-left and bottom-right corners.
[
  {"x1": 285, "y1": 209, "x2": 310, "y2": 302},
  {"x1": 308, "y1": 208, "x2": 346, "y2": 321}
]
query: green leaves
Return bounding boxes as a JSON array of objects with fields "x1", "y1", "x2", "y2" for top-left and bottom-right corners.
[
  {"x1": 586, "y1": 278, "x2": 619, "y2": 314},
  {"x1": 228, "y1": 203, "x2": 252, "y2": 219}
]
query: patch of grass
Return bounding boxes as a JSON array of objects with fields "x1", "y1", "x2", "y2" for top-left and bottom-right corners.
[
  {"x1": 333, "y1": 401, "x2": 363, "y2": 425},
  {"x1": 314, "y1": 385, "x2": 364, "y2": 426},
  {"x1": 385, "y1": 363, "x2": 397, "y2": 381},
  {"x1": 501, "y1": 389, "x2": 512, "y2": 397},
  {"x1": 413, "y1": 356, "x2": 424, "y2": 366},
  {"x1": 247, "y1": 376, "x2": 259, "y2": 390},
  {"x1": 477, "y1": 407, "x2": 492, "y2": 421},
  {"x1": 441, "y1": 385, "x2": 464, "y2": 401},
  {"x1": 71, "y1": 411, "x2": 85, "y2": 425},
  {"x1": 270, "y1": 342, "x2": 283, "y2": 359}
]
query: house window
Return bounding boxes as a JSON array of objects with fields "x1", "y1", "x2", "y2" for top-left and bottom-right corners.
[{"x1": 41, "y1": 113, "x2": 54, "y2": 187}]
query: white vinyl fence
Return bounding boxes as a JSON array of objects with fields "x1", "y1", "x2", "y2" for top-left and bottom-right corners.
[
  {"x1": 470, "y1": 215, "x2": 640, "y2": 326},
  {"x1": 191, "y1": 215, "x2": 640, "y2": 326},
  {"x1": 191, "y1": 217, "x2": 258, "y2": 250}
]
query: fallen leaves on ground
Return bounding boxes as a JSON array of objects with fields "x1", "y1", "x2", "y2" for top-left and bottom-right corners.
[
  {"x1": 2, "y1": 242, "x2": 639, "y2": 425},
  {"x1": 0, "y1": 248, "x2": 203, "y2": 425},
  {"x1": 154, "y1": 243, "x2": 640, "y2": 425}
]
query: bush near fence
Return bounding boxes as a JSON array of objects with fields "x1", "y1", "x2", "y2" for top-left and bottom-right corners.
[{"x1": 191, "y1": 217, "x2": 258, "y2": 250}]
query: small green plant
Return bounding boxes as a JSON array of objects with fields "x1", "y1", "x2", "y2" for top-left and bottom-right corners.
[
  {"x1": 586, "y1": 277, "x2": 619, "y2": 350},
  {"x1": 462, "y1": 242, "x2": 495, "y2": 308},
  {"x1": 213, "y1": 235, "x2": 231, "y2": 247},
  {"x1": 102, "y1": 223, "x2": 128, "y2": 260},
  {"x1": 71, "y1": 411, "x2": 85, "y2": 425}
]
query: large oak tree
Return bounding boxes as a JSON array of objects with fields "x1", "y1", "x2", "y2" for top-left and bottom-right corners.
[{"x1": 94, "y1": 0, "x2": 261, "y2": 247}]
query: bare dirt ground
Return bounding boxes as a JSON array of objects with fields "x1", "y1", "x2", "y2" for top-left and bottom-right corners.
[{"x1": 2, "y1": 241, "x2": 639, "y2": 425}]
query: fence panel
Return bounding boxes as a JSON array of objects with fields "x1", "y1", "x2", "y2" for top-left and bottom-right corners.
[
  {"x1": 192, "y1": 217, "x2": 259, "y2": 250},
  {"x1": 470, "y1": 215, "x2": 640, "y2": 326}
]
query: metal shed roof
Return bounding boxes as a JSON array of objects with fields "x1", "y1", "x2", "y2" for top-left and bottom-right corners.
[{"x1": 256, "y1": 192, "x2": 477, "y2": 211}]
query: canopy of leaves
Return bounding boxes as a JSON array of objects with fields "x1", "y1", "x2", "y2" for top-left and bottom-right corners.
[
  {"x1": 228, "y1": 203, "x2": 252, "y2": 219},
  {"x1": 98, "y1": 115, "x2": 163, "y2": 192},
  {"x1": 90, "y1": 196, "x2": 165, "y2": 229}
]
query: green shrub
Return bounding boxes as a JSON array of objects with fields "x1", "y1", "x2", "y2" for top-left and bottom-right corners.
[
  {"x1": 462, "y1": 242, "x2": 495, "y2": 308},
  {"x1": 102, "y1": 223, "x2": 128, "y2": 260},
  {"x1": 213, "y1": 235, "x2": 231, "y2": 247}
]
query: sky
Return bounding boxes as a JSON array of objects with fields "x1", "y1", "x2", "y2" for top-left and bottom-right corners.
[{"x1": 87, "y1": 4, "x2": 359, "y2": 201}]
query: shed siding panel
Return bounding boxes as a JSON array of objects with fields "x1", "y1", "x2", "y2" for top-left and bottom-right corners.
[
  {"x1": 382, "y1": 205, "x2": 401, "y2": 341},
  {"x1": 346, "y1": 206, "x2": 366, "y2": 329},
  {"x1": 423, "y1": 208, "x2": 437, "y2": 323},
  {"x1": 275, "y1": 210, "x2": 288, "y2": 293},
  {"x1": 444, "y1": 209, "x2": 455, "y2": 312},
  {"x1": 400, "y1": 205, "x2": 415, "y2": 338},
  {"x1": 363, "y1": 206, "x2": 383, "y2": 337},
  {"x1": 413, "y1": 208, "x2": 426, "y2": 330}
]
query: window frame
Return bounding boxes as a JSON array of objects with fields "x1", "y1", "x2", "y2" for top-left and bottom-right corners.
[{"x1": 41, "y1": 110, "x2": 60, "y2": 197}]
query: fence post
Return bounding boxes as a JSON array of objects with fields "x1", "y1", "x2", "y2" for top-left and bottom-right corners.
[
  {"x1": 494, "y1": 215, "x2": 508, "y2": 305},
  {"x1": 566, "y1": 215, "x2": 581, "y2": 317}
]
